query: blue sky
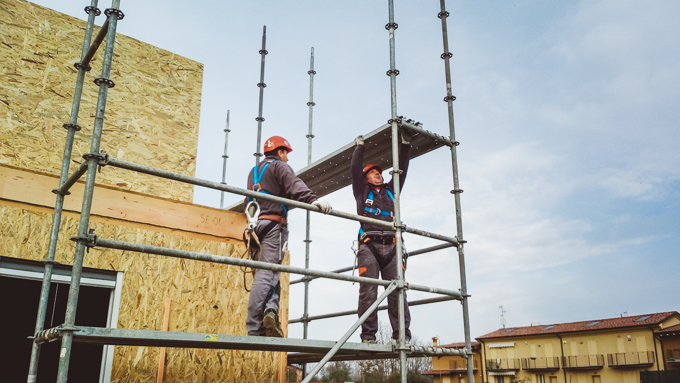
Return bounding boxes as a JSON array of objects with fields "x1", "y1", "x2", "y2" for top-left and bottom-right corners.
[{"x1": 36, "y1": 0, "x2": 680, "y2": 345}]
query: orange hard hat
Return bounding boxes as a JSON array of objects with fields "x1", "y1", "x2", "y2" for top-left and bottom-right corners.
[
  {"x1": 263, "y1": 136, "x2": 293, "y2": 153},
  {"x1": 363, "y1": 164, "x2": 383, "y2": 177}
]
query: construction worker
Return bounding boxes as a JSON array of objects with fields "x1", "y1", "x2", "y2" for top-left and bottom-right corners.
[
  {"x1": 244, "y1": 135, "x2": 332, "y2": 337},
  {"x1": 351, "y1": 130, "x2": 412, "y2": 343}
]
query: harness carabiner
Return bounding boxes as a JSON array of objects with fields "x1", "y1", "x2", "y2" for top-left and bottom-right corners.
[{"x1": 245, "y1": 201, "x2": 260, "y2": 231}]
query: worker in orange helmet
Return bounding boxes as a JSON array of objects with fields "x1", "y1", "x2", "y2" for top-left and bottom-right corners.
[
  {"x1": 351, "y1": 129, "x2": 412, "y2": 344},
  {"x1": 244, "y1": 135, "x2": 332, "y2": 337}
]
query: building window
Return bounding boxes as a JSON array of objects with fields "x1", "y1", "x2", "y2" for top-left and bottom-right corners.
[
  {"x1": 537, "y1": 374, "x2": 545, "y2": 383},
  {"x1": 495, "y1": 377, "x2": 504, "y2": 383},
  {"x1": 592, "y1": 375, "x2": 601, "y2": 383}
]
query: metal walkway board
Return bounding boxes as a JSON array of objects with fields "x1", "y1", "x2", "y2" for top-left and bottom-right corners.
[{"x1": 229, "y1": 120, "x2": 448, "y2": 211}]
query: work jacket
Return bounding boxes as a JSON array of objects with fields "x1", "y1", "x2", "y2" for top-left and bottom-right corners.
[
  {"x1": 244, "y1": 154, "x2": 318, "y2": 217},
  {"x1": 350, "y1": 144, "x2": 410, "y2": 233}
]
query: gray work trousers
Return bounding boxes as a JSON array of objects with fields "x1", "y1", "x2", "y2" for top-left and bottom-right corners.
[
  {"x1": 246, "y1": 219, "x2": 288, "y2": 336},
  {"x1": 357, "y1": 240, "x2": 411, "y2": 341}
]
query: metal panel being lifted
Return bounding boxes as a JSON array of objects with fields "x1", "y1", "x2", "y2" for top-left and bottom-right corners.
[{"x1": 229, "y1": 119, "x2": 451, "y2": 211}]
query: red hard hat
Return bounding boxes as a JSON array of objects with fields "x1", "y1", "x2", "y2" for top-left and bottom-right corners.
[
  {"x1": 263, "y1": 136, "x2": 293, "y2": 153},
  {"x1": 363, "y1": 164, "x2": 383, "y2": 176}
]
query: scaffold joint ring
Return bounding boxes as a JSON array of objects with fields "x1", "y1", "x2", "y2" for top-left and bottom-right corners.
[
  {"x1": 386, "y1": 69, "x2": 400, "y2": 76},
  {"x1": 259, "y1": 49, "x2": 268, "y2": 55},
  {"x1": 388, "y1": 118, "x2": 403, "y2": 125},
  {"x1": 451, "y1": 189, "x2": 464, "y2": 194},
  {"x1": 74, "y1": 62, "x2": 92, "y2": 71},
  {"x1": 62, "y1": 123, "x2": 82, "y2": 131},
  {"x1": 94, "y1": 78, "x2": 115, "y2": 88},
  {"x1": 40, "y1": 259, "x2": 61, "y2": 265},
  {"x1": 257, "y1": 82, "x2": 267, "y2": 88},
  {"x1": 438, "y1": 11, "x2": 450, "y2": 19},
  {"x1": 385, "y1": 22, "x2": 399, "y2": 30},
  {"x1": 453, "y1": 140, "x2": 460, "y2": 146},
  {"x1": 307, "y1": 70, "x2": 316, "y2": 75},
  {"x1": 104, "y1": 8, "x2": 125, "y2": 20},
  {"x1": 443, "y1": 95, "x2": 456, "y2": 102},
  {"x1": 52, "y1": 188, "x2": 71, "y2": 196},
  {"x1": 255, "y1": 117, "x2": 265, "y2": 122},
  {"x1": 441, "y1": 52, "x2": 453, "y2": 59},
  {"x1": 305, "y1": 134, "x2": 315, "y2": 139},
  {"x1": 307, "y1": 101, "x2": 315, "y2": 106},
  {"x1": 84, "y1": 6, "x2": 101, "y2": 16}
]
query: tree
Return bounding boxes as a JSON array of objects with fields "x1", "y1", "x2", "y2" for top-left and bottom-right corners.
[{"x1": 320, "y1": 361, "x2": 353, "y2": 382}]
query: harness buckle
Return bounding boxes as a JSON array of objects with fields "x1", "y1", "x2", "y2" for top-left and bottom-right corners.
[
  {"x1": 365, "y1": 198, "x2": 373, "y2": 206},
  {"x1": 374, "y1": 208, "x2": 381, "y2": 215},
  {"x1": 245, "y1": 201, "x2": 260, "y2": 231},
  {"x1": 253, "y1": 183, "x2": 261, "y2": 192}
]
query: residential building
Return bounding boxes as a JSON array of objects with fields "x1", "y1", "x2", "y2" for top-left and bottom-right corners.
[
  {"x1": 476, "y1": 311, "x2": 680, "y2": 383},
  {"x1": 422, "y1": 339, "x2": 483, "y2": 383}
]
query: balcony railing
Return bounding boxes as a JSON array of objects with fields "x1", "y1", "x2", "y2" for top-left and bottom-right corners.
[
  {"x1": 667, "y1": 349, "x2": 680, "y2": 364},
  {"x1": 486, "y1": 358, "x2": 521, "y2": 371},
  {"x1": 449, "y1": 359, "x2": 479, "y2": 371},
  {"x1": 607, "y1": 351, "x2": 655, "y2": 367},
  {"x1": 521, "y1": 357, "x2": 560, "y2": 370},
  {"x1": 562, "y1": 355, "x2": 604, "y2": 370}
]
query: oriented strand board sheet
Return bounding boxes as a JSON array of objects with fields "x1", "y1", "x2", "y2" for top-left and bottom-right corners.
[
  {"x1": 0, "y1": 202, "x2": 289, "y2": 383},
  {"x1": 0, "y1": 164, "x2": 247, "y2": 240},
  {"x1": 0, "y1": 0, "x2": 203, "y2": 202}
]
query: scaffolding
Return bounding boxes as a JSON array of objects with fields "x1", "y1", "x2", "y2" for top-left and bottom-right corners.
[{"x1": 26, "y1": 1, "x2": 472, "y2": 383}]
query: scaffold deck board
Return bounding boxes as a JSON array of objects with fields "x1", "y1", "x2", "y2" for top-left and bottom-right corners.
[{"x1": 229, "y1": 120, "x2": 447, "y2": 211}]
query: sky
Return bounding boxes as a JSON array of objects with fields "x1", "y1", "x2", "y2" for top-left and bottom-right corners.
[{"x1": 34, "y1": 0, "x2": 680, "y2": 346}]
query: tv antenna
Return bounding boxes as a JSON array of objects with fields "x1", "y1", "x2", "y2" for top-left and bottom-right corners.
[{"x1": 500, "y1": 305, "x2": 508, "y2": 328}]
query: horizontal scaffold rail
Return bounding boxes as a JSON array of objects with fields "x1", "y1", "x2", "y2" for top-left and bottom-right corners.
[
  {"x1": 287, "y1": 342, "x2": 463, "y2": 364},
  {"x1": 34, "y1": 326, "x2": 466, "y2": 357},
  {"x1": 290, "y1": 242, "x2": 455, "y2": 285},
  {"x1": 100, "y1": 156, "x2": 459, "y2": 246},
  {"x1": 93, "y1": 237, "x2": 462, "y2": 298}
]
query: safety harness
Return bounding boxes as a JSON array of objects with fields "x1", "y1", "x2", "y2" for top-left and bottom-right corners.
[{"x1": 249, "y1": 159, "x2": 288, "y2": 217}]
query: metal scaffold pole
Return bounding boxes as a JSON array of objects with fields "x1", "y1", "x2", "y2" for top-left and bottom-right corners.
[
  {"x1": 438, "y1": 1, "x2": 474, "y2": 382},
  {"x1": 385, "y1": 1, "x2": 408, "y2": 381},
  {"x1": 55, "y1": 1, "x2": 123, "y2": 381},
  {"x1": 220, "y1": 110, "x2": 231, "y2": 209},
  {"x1": 255, "y1": 25, "x2": 267, "y2": 165},
  {"x1": 301, "y1": 46, "x2": 316, "y2": 378},
  {"x1": 26, "y1": 2, "x2": 101, "y2": 381}
]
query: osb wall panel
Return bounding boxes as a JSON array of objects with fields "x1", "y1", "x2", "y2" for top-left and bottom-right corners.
[
  {"x1": 0, "y1": 203, "x2": 290, "y2": 383},
  {"x1": 0, "y1": 0, "x2": 203, "y2": 202}
]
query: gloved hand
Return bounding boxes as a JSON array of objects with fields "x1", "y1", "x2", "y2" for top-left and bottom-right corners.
[
  {"x1": 354, "y1": 136, "x2": 365, "y2": 146},
  {"x1": 312, "y1": 199, "x2": 332, "y2": 214},
  {"x1": 399, "y1": 128, "x2": 413, "y2": 145}
]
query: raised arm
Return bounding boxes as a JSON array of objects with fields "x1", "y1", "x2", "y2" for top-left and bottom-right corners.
[{"x1": 351, "y1": 137, "x2": 366, "y2": 197}]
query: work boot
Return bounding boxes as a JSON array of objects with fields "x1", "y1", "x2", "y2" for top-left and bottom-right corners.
[
  {"x1": 263, "y1": 308, "x2": 284, "y2": 338},
  {"x1": 362, "y1": 339, "x2": 378, "y2": 344}
]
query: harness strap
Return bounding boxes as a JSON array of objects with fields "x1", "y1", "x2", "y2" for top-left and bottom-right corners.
[
  {"x1": 250, "y1": 159, "x2": 288, "y2": 217},
  {"x1": 240, "y1": 220, "x2": 280, "y2": 292}
]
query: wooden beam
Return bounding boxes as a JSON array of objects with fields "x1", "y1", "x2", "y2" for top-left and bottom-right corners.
[
  {"x1": 0, "y1": 164, "x2": 246, "y2": 240},
  {"x1": 157, "y1": 298, "x2": 171, "y2": 383}
]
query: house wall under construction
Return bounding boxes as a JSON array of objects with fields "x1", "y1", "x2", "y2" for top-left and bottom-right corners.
[{"x1": 0, "y1": 0, "x2": 288, "y2": 381}]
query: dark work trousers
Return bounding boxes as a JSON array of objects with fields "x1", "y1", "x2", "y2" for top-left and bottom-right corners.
[
  {"x1": 246, "y1": 219, "x2": 288, "y2": 336},
  {"x1": 357, "y1": 241, "x2": 411, "y2": 341}
]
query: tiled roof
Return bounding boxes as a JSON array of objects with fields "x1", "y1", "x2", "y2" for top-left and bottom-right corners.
[
  {"x1": 421, "y1": 370, "x2": 460, "y2": 376},
  {"x1": 477, "y1": 311, "x2": 679, "y2": 340},
  {"x1": 438, "y1": 341, "x2": 481, "y2": 351},
  {"x1": 659, "y1": 324, "x2": 680, "y2": 335}
]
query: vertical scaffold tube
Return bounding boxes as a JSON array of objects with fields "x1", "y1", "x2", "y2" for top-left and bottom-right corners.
[
  {"x1": 301, "y1": 47, "x2": 316, "y2": 379},
  {"x1": 56, "y1": 1, "x2": 121, "y2": 381},
  {"x1": 255, "y1": 25, "x2": 267, "y2": 165},
  {"x1": 438, "y1": 1, "x2": 474, "y2": 382},
  {"x1": 386, "y1": 1, "x2": 407, "y2": 382},
  {"x1": 220, "y1": 110, "x2": 230, "y2": 209},
  {"x1": 26, "y1": 2, "x2": 100, "y2": 382}
]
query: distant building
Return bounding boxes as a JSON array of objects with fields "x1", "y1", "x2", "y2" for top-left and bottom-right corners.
[
  {"x1": 475, "y1": 311, "x2": 680, "y2": 383},
  {"x1": 422, "y1": 339, "x2": 483, "y2": 383}
]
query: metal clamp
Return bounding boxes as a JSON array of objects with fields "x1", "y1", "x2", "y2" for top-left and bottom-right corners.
[
  {"x1": 305, "y1": 134, "x2": 315, "y2": 139},
  {"x1": 70, "y1": 229, "x2": 97, "y2": 251},
  {"x1": 84, "y1": 6, "x2": 101, "y2": 16},
  {"x1": 40, "y1": 259, "x2": 60, "y2": 266},
  {"x1": 51, "y1": 188, "x2": 71, "y2": 196},
  {"x1": 302, "y1": 239, "x2": 312, "y2": 243},
  {"x1": 255, "y1": 117, "x2": 265, "y2": 122},
  {"x1": 259, "y1": 49, "x2": 268, "y2": 55},
  {"x1": 389, "y1": 169, "x2": 403, "y2": 175},
  {"x1": 83, "y1": 151, "x2": 108, "y2": 172},
  {"x1": 386, "y1": 69, "x2": 400, "y2": 76},
  {"x1": 441, "y1": 52, "x2": 453, "y2": 59},
  {"x1": 438, "y1": 11, "x2": 450, "y2": 19},
  {"x1": 104, "y1": 8, "x2": 125, "y2": 20},
  {"x1": 307, "y1": 70, "x2": 316, "y2": 75},
  {"x1": 94, "y1": 77, "x2": 115, "y2": 88},
  {"x1": 453, "y1": 140, "x2": 460, "y2": 146},
  {"x1": 62, "y1": 123, "x2": 82, "y2": 131},
  {"x1": 307, "y1": 101, "x2": 316, "y2": 106},
  {"x1": 385, "y1": 22, "x2": 399, "y2": 30},
  {"x1": 388, "y1": 118, "x2": 403, "y2": 125},
  {"x1": 257, "y1": 82, "x2": 267, "y2": 88},
  {"x1": 444, "y1": 95, "x2": 457, "y2": 102},
  {"x1": 450, "y1": 189, "x2": 464, "y2": 194},
  {"x1": 395, "y1": 223, "x2": 407, "y2": 230},
  {"x1": 253, "y1": 152, "x2": 262, "y2": 157},
  {"x1": 221, "y1": 155, "x2": 228, "y2": 159},
  {"x1": 74, "y1": 62, "x2": 92, "y2": 71}
]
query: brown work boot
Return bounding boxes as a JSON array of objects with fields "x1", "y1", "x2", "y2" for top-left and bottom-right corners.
[{"x1": 263, "y1": 308, "x2": 284, "y2": 338}]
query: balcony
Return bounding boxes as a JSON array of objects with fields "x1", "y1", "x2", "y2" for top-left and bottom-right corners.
[
  {"x1": 521, "y1": 357, "x2": 560, "y2": 371},
  {"x1": 449, "y1": 359, "x2": 479, "y2": 371},
  {"x1": 667, "y1": 349, "x2": 680, "y2": 365},
  {"x1": 562, "y1": 355, "x2": 604, "y2": 370},
  {"x1": 607, "y1": 351, "x2": 655, "y2": 368},
  {"x1": 486, "y1": 358, "x2": 521, "y2": 371}
]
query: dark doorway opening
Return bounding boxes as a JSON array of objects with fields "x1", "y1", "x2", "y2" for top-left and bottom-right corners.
[{"x1": 0, "y1": 275, "x2": 110, "y2": 382}]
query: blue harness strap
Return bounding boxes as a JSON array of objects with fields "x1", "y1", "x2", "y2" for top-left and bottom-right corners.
[
  {"x1": 250, "y1": 159, "x2": 288, "y2": 217},
  {"x1": 363, "y1": 189, "x2": 395, "y2": 217}
]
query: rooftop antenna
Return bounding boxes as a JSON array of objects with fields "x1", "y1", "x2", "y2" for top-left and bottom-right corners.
[
  {"x1": 500, "y1": 305, "x2": 507, "y2": 328},
  {"x1": 255, "y1": 25, "x2": 267, "y2": 165},
  {"x1": 220, "y1": 110, "x2": 230, "y2": 209}
]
